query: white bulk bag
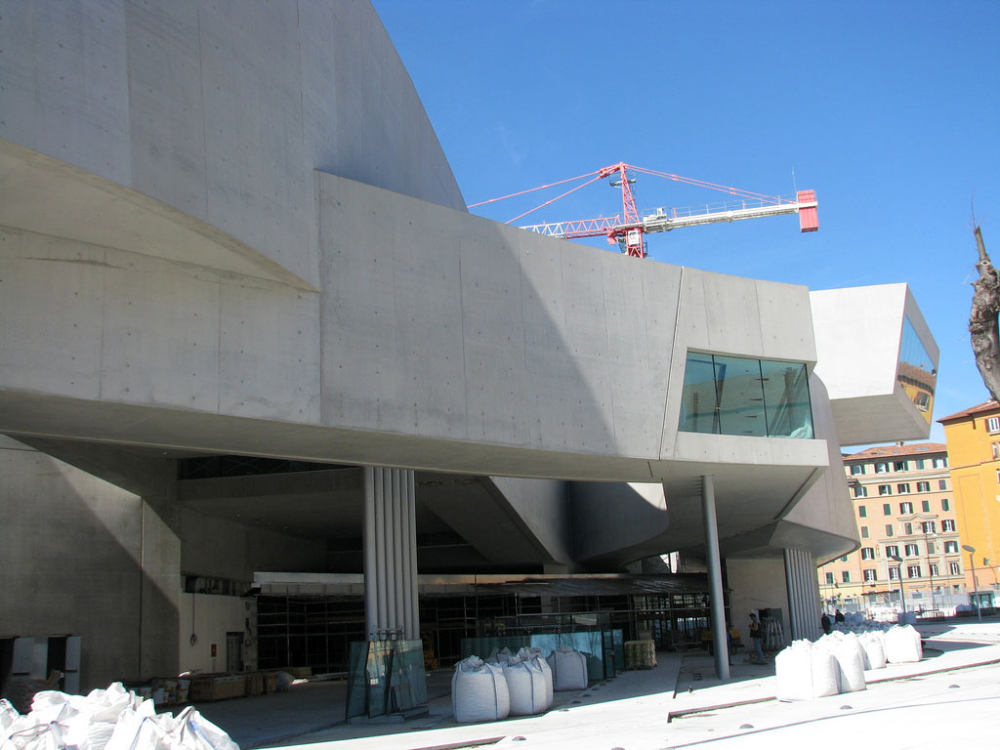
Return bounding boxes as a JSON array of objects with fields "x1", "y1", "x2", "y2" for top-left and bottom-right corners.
[
  {"x1": 775, "y1": 640, "x2": 813, "y2": 701},
  {"x1": 518, "y1": 648, "x2": 553, "y2": 709},
  {"x1": 810, "y1": 647, "x2": 840, "y2": 698},
  {"x1": 827, "y1": 634, "x2": 866, "y2": 692},
  {"x1": 452, "y1": 656, "x2": 510, "y2": 723},
  {"x1": 859, "y1": 631, "x2": 887, "y2": 670},
  {"x1": 547, "y1": 649, "x2": 588, "y2": 691},
  {"x1": 488, "y1": 647, "x2": 515, "y2": 665},
  {"x1": 1, "y1": 699, "x2": 19, "y2": 731},
  {"x1": 503, "y1": 660, "x2": 548, "y2": 716},
  {"x1": 884, "y1": 625, "x2": 922, "y2": 664}
]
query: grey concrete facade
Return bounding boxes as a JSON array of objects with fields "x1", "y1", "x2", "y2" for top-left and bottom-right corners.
[{"x1": 1, "y1": 0, "x2": 934, "y2": 688}]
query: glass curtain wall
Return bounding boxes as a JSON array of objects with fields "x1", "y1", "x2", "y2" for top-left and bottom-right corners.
[{"x1": 679, "y1": 352, "x2": 813, "y2": 438}]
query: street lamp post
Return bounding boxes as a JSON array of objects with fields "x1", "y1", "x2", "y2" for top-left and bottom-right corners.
[
  {"x1": 888, "y1": 553, "x2": 906, "y2": 620},
  {"x1": 963, "y1": 544, "x2": 982, "y2": 622}
]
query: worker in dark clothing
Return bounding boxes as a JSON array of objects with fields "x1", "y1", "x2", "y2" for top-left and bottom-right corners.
[
  {"x1": 748, "y1": 612, "x2": 765, "y2": 663},
  {"x1": 821, "y1": 612, "x2": 832, "y2": 635}
]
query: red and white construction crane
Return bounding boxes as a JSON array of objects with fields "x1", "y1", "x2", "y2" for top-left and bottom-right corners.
[{"x1": 469, "y1": 162, "x2": 818, "y2": 258}]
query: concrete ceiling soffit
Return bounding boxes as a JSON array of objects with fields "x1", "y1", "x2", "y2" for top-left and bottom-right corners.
[
  {"x1": 571, "y1": 481, "x2": 671, "y2": 569},
  {"x1": 0, "y1": 139, "x2": 316, "y2": 291},
  {"x1": 417, "y1": 474, "x2": 552, "y2": 565}
]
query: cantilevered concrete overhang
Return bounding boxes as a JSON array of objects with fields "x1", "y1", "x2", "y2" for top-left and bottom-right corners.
[{"x1": 811, "y1": 284, "x2": 938, "y2": 446}]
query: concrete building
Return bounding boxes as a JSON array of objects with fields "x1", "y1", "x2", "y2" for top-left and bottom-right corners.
[
  {"x1": 817, "y1": 443, "x2": 965, "y2": 618},
  {"x1": 0, "y1": 1, "x2": 937, "y2": 694},
  {"x1": 939, "y1": 400, "x2": 1000, "y2": 609}
]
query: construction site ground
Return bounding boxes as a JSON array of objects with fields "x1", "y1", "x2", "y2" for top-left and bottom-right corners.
[{"x1": 195, "y1": 617, "x2": 1000, "y2": 750}]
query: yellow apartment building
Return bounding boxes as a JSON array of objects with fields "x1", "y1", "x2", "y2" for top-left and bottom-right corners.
[
  {"x1": 939, "y1": 400, "x2": 1000, "y2": 609},
  {"x1": 817, "y1": 443, "x2": 965, "y2": 618}
]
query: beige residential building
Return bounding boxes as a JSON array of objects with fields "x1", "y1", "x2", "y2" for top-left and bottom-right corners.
[{"x1": 818, "y1": 443, "x2": 965, "y2": 616}]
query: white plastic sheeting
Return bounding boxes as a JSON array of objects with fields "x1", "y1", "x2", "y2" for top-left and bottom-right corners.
[
  {"x1": 451, "y1": 657, "x2": 510, "y2": 724},
  {"x1": 547, "y1": 649, "x2": 588, "y2": 692},
  {"x1": 0, "y1": 683, "x2": 238, "y2": 750}
]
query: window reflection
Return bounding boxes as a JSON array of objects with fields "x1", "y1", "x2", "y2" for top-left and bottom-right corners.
[
  {"x1": 679, "y1": 351, "x2": 814, "y2": 438},
  {"x1": 898, "y1": 317, "x2": 936, "y2": 422}
]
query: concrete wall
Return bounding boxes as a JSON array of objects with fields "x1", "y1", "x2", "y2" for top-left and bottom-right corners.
[
  {"x1": 0, "y1": 437, "x2": 179, "y2": 690},
  {"x1": 726, "y1": 557, "x2": 790, "y2": 636},
  {"x1": 0, "y1": 0, "x2": 464, "y2": 289},
  {"x1": 781, "y1": 374, "x2": 861, "y2": 557},
  {"x1": 178, "y1": 594, "x2": 254, "y2": 675},
  {"x1": 180, "y1": 508, "x2": 328, "y2": 583},
  {"x1": 316, "y1": 171, "x2": 824, "y2": 480}
]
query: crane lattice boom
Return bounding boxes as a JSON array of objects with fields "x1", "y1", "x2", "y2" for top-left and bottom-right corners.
[{"x1": 471, "y1": 162, "x2": 818, "y2": 258}]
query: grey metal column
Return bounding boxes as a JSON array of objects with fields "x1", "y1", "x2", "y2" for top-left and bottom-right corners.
[
  {"x1": 784, "y1": 547, "x2": 821, "y2": 641},
  {"x1": 702, "y1": 475, "x2": 730, "y2": 680},
  {"x1": 363, "y1": 467, "x2": 420, "y2": 641}
]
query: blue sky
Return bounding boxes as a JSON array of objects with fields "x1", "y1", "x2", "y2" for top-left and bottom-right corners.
[{"x1": 373, "y1": 0, "x2": 1000, "y2": 444}]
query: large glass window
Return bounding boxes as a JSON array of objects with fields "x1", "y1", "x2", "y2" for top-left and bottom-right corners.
[{"x1": 678, "y1": 352, "x2": 813, "y2": 438}]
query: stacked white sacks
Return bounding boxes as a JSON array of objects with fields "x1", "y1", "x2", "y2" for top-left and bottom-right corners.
[
  {"x1": 547, "y1": 648, "x2": 589, "y2": 691},
  {"x1": 775, "y1": 623, "x2": 924, "y2": 701},
  {"x1": 452, "y1": 656, "x2": 510, "y2": 723},
  {"x1": 0, "y1": 683, "x2": 238, "y2": 750}
]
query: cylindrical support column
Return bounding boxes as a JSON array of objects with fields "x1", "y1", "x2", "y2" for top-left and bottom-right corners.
[
  {"x1": 784, "y1": 547, "x2": 821, "y2": 641},
  {"x1": 701, "y1": 475, "x2": 730, "y2": 681},
  {"x1": 392, "y1": 470, "x2": 406, "y2": 637},
  {"x1": 384, "y1": 469, "x2": 398, "y2": 634},
  {"x1": 374, "y1": 469, "x2": 388, "y2": 636},
  {"x1": 363, "y1": 467, "x2": 420, "y2": 642},
  {"x1": 406, "y1": 471, "x2": 420, "y2": 640},
  {"x1": 363, "y1": 467, "x2": 378, "y2": 640}
]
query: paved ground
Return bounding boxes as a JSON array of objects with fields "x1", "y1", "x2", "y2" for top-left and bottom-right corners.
[{"x1": 195, "y1": 618, "x2": 1000, "y2": 750}]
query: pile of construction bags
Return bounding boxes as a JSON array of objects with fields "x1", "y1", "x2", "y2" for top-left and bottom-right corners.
[
  {"x1": 0, "y1": 682, "x2": 238, "y2": 750},
  {"x1": 775, "y1": 624, "x2": 922, "y2": 701},
  {"x1": 452, "y1": 647, "x2": 589, "y2": 723}
]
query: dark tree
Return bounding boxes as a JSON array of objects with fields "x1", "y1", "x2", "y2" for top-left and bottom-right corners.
[{"x1": 970, "y1": 227, "x2": 1000, "y2": 402}]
